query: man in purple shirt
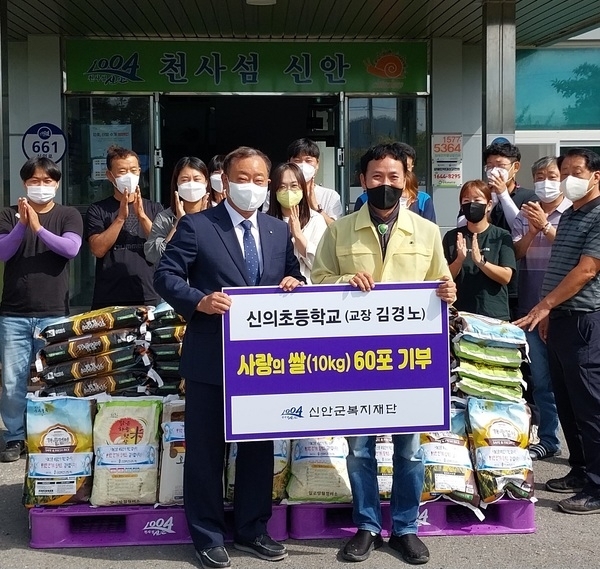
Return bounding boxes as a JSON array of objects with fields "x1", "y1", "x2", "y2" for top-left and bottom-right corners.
[
  {"x1": 0, "y1": 158, "x2": 83, "y2": 462},
  {"x1": 512, "y1": 156, "x2": 571, "y2": 460}
]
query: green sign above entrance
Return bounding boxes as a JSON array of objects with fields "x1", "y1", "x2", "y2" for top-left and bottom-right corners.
[{"x1": 65, "y1": 40, "x2": 428, "y2": 94}]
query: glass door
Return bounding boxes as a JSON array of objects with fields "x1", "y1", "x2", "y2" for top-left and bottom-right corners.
[{"x1": 65, "y1": 95, "x2": 153, "y2": 309}]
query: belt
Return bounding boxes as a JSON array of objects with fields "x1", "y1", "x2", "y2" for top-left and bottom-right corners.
[{"x1": 549, "y1": 309, "x2": 591, "y2": 320}]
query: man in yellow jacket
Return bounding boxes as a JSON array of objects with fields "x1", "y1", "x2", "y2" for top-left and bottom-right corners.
[{"x1": 312, "y1": 142, "x2": 455, "y2": 566}]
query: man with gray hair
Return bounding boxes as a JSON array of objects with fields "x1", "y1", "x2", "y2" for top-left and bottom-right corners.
[{"x1": 512, "y1": 156, "x2": 570, "y2": 461}]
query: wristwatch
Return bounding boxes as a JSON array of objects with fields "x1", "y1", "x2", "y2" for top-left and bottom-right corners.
[{"x1": 317, "y1": 206, "x2": 323, "y2": 213}]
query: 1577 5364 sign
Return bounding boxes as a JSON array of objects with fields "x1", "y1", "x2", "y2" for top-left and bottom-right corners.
[{"x1": 223, "y1": 282, "x2": 450, "y2": 442}]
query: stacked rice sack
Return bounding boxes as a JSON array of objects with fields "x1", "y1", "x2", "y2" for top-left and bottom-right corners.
[
  {"x1": 157, "y1": 396, "x2": 186, "y2": 505},
  {"x1": 35, "y1": 306, "x2": 158, "y2": 398},
  {"x1": 144, "y1": 302, "x2": 187, "y2": 397},
  {"x1": 90, "y1": 395, "x2": 162, "y2": 506},
  {"x1": 451, "y1": 312, "x2": 527, "y2": 402},
  {"x1": 420, "y1": 398, "x2": 483, "y2": 517},
  {"x1": 286, "y1": 437, "x2": 352, "y2": 503},
  {"x1": 226, "y1": 439, "x2": 291, "y2": 502},
  {"x1": 23, "y1": 396, "x2": 95, "y2": 507}
]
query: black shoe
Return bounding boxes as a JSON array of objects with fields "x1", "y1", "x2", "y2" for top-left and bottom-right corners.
[
  {"x1": 234, "y1": 534, "x2": 288, "y2": 561},
  {"x1": 0, "y1": 440, "x2": 26, "y2": 463},
  {"x1": 388, "y1": 533, "x2": 430, "y2": 565},
  {"x1": 558, "y1": 492, "x2": 600, "y2": 515},
  {"x1": 196, "y1": 546, "x2": 231, "y2": 568},
  {"x1": 528, "y1": 443, "x2": 561, "y2": 461},
  {"x1": 546, "y1": 469, "x2": 586, "y2": 493},
  {"x1": 341, "y1": 529, "x2": 383, "y2": 562}
]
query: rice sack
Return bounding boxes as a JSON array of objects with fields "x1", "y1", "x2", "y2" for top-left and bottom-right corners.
[
  {"x1": 376, "y1": 435, "x2": 393, "y2": 500},
  {"x1": 148, "y1": 302, "x2": 186, "y2": 329},
  {"x1": 467, "y1": 397, "x2": 533, "y2": 504},
  {"x1": 38, "y1": 329, "x2": 140, "y2": 367},
  {"x1": 150, "y1": 326, "x2": 186, "y2": 345},
  {"x1": 420, "y1": 402, "x2": 481, "y2": 513},
  {"x1": 38, "y1": 371, "x2": 152, "y2": 398},
  {"x1": 452, "y1": 337, "x2": 523, "y2": 368},
  {"x1": 158, "y1": 397, "x2": 185, "y2": 505},
  {"x1": 24, "y1": 396, "x2": 95, "y2": 506},
  {"x1": 39, "y1": 306, "x2": 149, "y2": 343},
  {"x1": 226, "y1": 440, "x2": 291, "y2": 502},
  {"x1": 286, "y1": 437, "x2": 352, "y2": 503},
  {"x1": 454, "y1": 312, "x2": 527, "y2": 349},
  {"x1": 91, "y1": 396, "x2": 162, "y2": 506}
]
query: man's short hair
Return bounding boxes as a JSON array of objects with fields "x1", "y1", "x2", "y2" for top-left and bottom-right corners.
[
  {"x1": 531, "y1": 156, "x2": 558, "y2": 177},
  {"x1": 359, "y1": 143, "x2": 408, "y2": 176},
  {"x1": 223, "y1": 146, "x2": 271, "y2": 176},
  {"x1": 287, "y1": 138, "x2": 320, "y2": 161},
  {"x1": 106, "y1": 145, "x2": 140, "y2": 170},
  {"x1": 565, "y1": 148, "x2": 600, "y2": 172},
  {"x1": 19, "y1": 157, "x2": 61, "y2": 182},
  {"x1": 483, "y1": 142, "x2": 521, "y2": 163},
  {"x1": 395, "y1": 142, "x2": 417, "y2": 163}
]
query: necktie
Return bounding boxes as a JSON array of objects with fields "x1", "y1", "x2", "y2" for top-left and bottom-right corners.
[{"x1": 241, "y1": 219, "x2": 260, "y2": 285}]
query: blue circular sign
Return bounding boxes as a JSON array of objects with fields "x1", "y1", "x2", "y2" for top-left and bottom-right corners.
[{"x1": 22, "y1": 122, "x2": 67, "y2": 163}]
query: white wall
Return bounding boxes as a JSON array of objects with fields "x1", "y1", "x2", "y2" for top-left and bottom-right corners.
[{"x1": 8, "y1": 36, "x2": 62, "y2": 204}]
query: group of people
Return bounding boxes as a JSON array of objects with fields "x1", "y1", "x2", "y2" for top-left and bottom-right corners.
[{"x1": 1, "y1": 134, "x2": 600, "y2": 567}]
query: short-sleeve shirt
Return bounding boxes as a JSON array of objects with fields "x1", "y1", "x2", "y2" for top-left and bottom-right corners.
[
  {"x1": 0, "y1": 204, "x2": 83, "y2": 317},
  {"x1": 512, "y1": 197, "x2": 572, "y2": 318},
  {"x1": 85, "y1": 196, "x2": 163, "y2": 309},
  {"x1": 443, "y1": 224, "x2": 516, "y2": 321},
  {"x1": 541, "y1": 195, "x2": 600, "y2": 313}
]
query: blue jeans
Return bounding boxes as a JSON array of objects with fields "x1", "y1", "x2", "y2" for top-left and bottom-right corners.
[
  {"x1": 526, "y1": 328, "x2": 560, "y2": 452},
  {"x1": 0, "y1": 315, "x2": 58, "y2": 443},
  {"x1": 346, "y1": 434, "x2": 424, "y2": 536}
]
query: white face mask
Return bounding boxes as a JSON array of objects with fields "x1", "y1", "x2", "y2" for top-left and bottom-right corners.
[
  {"x1": 113, "y1": 172, "x2": 139, "y2": 194},
  {"x1": 227, "y1": 181, "x2": 268, "y2": 212},
  {"x1": 27, "y1": 184, "x2": 57, "y2": 205},
  {"x1": 210, "y1": 174, "x2": 224, "y2": 193},
  {"x1": 560, "y1": 175, "x2": 593, "y2": 202},
  {"x1": 485, "y1": 166, "x2": 510, "y2": 182},
  {"x1": 534, "y1": 180, "x2": 562, "y2": 203},
  {"x1": 177, "y1": 181, "x2": 207, "y2": 203},
  {"x1": 298, "y1": 162, "x2": 316, "y2": 182}
]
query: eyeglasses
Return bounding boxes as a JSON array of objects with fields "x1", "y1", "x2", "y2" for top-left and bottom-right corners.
[
  {"x1": 485, "y1": 163, "x2": 513, "y2": 170},
  {"x1": 277, "y1": 184, "x2": 301, "y2": 191}
]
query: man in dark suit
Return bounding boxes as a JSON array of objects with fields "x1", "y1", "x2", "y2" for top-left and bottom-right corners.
[{"x1": 154, "y1": 146, "x2": 304, "y2": 569}]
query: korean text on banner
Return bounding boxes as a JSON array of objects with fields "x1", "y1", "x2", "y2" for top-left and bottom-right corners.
[{"x1": 223, "y1": 282, "x2": 450, "y2": 442}]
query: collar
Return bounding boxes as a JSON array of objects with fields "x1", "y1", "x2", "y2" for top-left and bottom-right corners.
[
  {"x1": 573, "y1": 194, "x2": 600, "y2": 214},
  {"x1": 355, "y1": 201, "x2": 414, "y2": 235},
  {"x1": 224, "y1": 198, "x2": 259, "y2": 229},
  {"x1": 555, "y1": 196, "x2": 572, "y2": 214}
]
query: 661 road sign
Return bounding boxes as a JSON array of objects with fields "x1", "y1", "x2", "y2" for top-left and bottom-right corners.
[{"x1": 22, "y1": 122, "x2": 67, "y2": 163}]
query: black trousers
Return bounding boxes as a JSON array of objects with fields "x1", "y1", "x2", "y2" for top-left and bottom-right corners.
[
  {"x1": 547, "y1": 311, "x2": 600, "y2": 492},
  {"x1": 184, "y1": 380, "x2": 274, "y2": 550}
]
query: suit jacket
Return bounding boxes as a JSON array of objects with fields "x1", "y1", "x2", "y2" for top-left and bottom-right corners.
[{"x1": 153, "y1": 201, "x2": 304, "y2": 385}]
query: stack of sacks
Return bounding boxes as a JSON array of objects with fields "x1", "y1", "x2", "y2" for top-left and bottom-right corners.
[
  {"x1": 35, "y1": 306, "x2": 159, "y2": 398},
  {"x1": 23, "y1": 396, "x2": 95, "y2": 507},
  {"x1": 286, "y1": 437, "x2": 352, "y2": 503},
  {"x1": 157, "y1": 396, "x2": 186, "y2": 505},
  {"x1": 91, "y1": 395, "x2": 162, "y2": 506},
  {"x1": 420, "y1": 398, "x2": 483, "y2": 518},
  {"x1": 451, "y1": 312, "x2": 527, "y2": 402},
  {"x1": 467, "y1": 397, "x2": 534, "y2": 504},
  {"x1": 226, "y1": 439, "x2": 291, "y2": 502},
  {"x1": 145, "y1": 302, "x2": 187, "y2": 396}
]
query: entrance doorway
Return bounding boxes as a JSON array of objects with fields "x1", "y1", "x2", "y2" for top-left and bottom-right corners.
[{"x1": 158, "y1": 95, "x2": 339, "y2": 207}]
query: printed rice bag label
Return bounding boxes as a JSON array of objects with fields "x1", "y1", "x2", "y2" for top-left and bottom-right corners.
[
  {"x1": 158, "y1": 398, "x2": 186, "y2": 505},
  {"x1": 91, "y1": 397, "x2": 162, "y2": 506},
  {"x1": 376, "y1": 435, "x2": 393, "y2": 499},
  {"x1": 24, "y1": 397, "x2": 95, "y2": 506}
]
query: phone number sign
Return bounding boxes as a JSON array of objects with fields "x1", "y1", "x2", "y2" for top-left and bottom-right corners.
[{"x1": 22, "y1": 122, "x2": 67, "y2": 163}]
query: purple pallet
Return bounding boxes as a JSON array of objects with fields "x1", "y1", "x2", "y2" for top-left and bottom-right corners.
[
  {"x1": 288, "y1": 499, "x2": 535, "y2": 539},
  {"x1": 29, "y1": 503, "x2": 288, "y2": 549}
]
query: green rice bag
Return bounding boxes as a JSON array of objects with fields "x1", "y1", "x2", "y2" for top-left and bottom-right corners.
[
  {"x1": 453, "y1": 337, "x2": 523, "y2": 368},
  {"x1": 456, "y1": 377, "x2": 524, "y2": 402},
  {"x1": 455, "y1": 360, "x2": 526, "y2": 388}
]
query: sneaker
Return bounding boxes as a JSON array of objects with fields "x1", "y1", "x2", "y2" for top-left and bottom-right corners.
[
  {"x1": 558, "y1": 492, "x2": 600, "y2": 515},
  {"x1": 234, "y1": 534, "x2": 287, "y2": 561},
  {"x1": 388, "y1": 533, "x2": 430, "y2": 565},
  {"x1": 341, "y1": 529, "x2": 383, "y2": 562},
  {"x1": 528, "y1": 443, "x2": 561, "y2": 461},
  {"x1": 0, "y1": 440, "x2": 26, "y2": 463},
  {"x1": 546, "y1": 469, "x2": 587, "y2": 493},
  {"x1": 195, "y1": 546, "x2": 231, "y2": 569}
]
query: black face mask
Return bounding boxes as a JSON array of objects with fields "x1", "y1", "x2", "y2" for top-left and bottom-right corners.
[
  {"x1": 367, "y1": 184, "x2": 402, "y2": 210},
  {"x1": 461, "y1": 202, "x2": 487, "y2": 223}
]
